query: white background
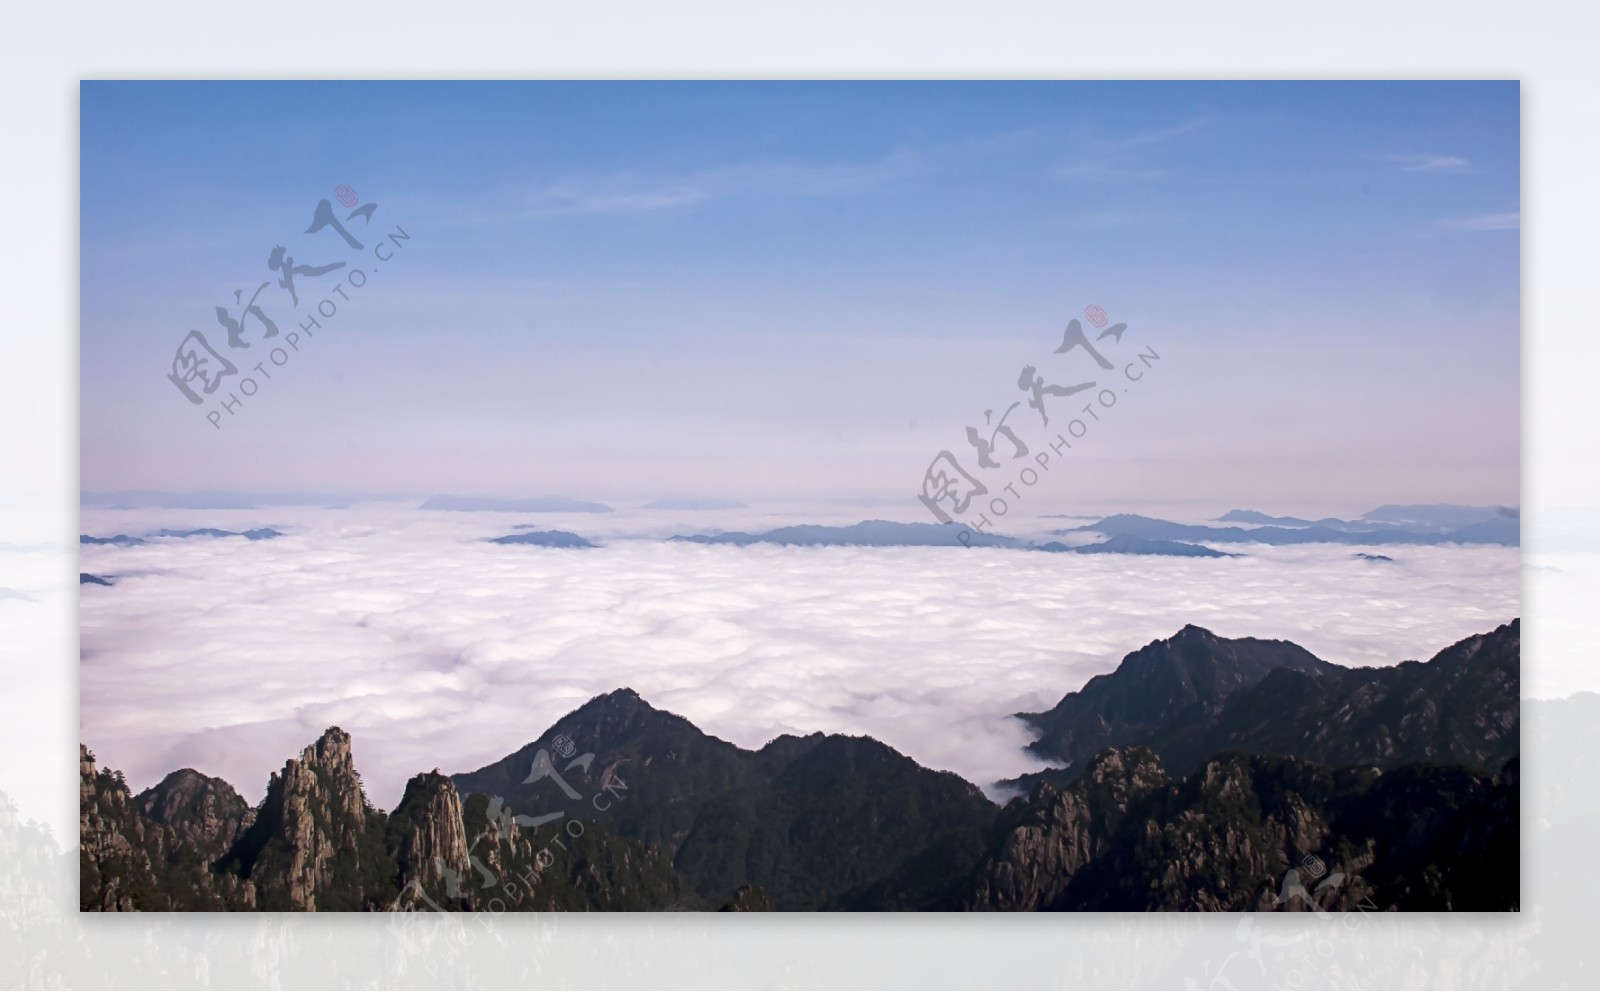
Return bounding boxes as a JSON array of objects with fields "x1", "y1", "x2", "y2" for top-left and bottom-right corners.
[{"x1": 2, "y1": 1, "x2": 1595, "y2": 988}]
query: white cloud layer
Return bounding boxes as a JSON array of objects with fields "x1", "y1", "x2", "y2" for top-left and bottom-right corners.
[{"x1": 79, "y1": 504, "x2": 1520, "y2": 812}]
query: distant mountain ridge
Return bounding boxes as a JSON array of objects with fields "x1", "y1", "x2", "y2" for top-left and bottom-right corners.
[
  {"x1": 670, "y1": 519, "x2": 1016, "y2": 548},
  {"x1": 1217, "y1": 509, "x2": 1319, "y2": 526},
  {"x1": 670, "y1": 521, "x2": 1231, "y2": 554},
  {"x1": 488, "y1": 529, "x2": 596, "y2": 548},
  {"x1": 1361, "y1": 503, "x2": 1518, "y2": 527},
  {"x1": 80, "y1": 527, "x2": 283, "y2": 547},
  {"x1": 1038, "y1": 535, "x2": 1242, "y2": 558},
  {"x1": 1083, "y1": 504, "x2": 1518, "y2": 547}
]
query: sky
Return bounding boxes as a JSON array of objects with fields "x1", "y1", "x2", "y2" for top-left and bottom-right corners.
[{"x1": 80, "y1": 81, "x2": 1520, "y2": 517}]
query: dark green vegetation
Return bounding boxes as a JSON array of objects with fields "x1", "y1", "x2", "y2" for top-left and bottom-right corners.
[
  {"x1": 81, "y1": 621, "x2": 1519, "y2": 911},
  {"x1": 1016, "y1": 625, "x2": 1336, "y2": 779},
  {"x1": 1013, "y1": 620, "x2": 1518, "y2": 792},
  {"x1": 453, "y1": 689, "x2": 996, "y2": 910},
  {"x1": 969, "y1": 748, "x2": 1516, "y2": 911}
]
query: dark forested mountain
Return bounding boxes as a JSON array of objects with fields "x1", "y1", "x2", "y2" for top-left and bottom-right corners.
[
  {"x1": 971, "y1": 748, "x2": 1516, "y2": 911},
  {"x1": 1146, "y1": 620, "x2": 1519, "y2": 776},
  {"x1": 1013, "y1": 620, "x2": 1519, "y2": 792},
  {"x1": 451, "y1": 688, "x2": 997, "y2": 910},
  {"x1": 1018, "y1": 625, "x2": 1337, "y2": 776},
  {"x1": 79, "y1": 748, "x2": 252, "y2": 911},
  {"x1": 81, "y1": 621, "x2": 1520, "y2": 912}
]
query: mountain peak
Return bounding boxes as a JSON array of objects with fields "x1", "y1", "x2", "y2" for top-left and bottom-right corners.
[
  {"x1": 391, "y1": 771, "x2": 470, "y2": 904},
  {"x1": 223, "y1": 726, "x2": 375, "y2": 910},
  {"x1": 1022, "y1": 627, "x2": 1332, "y2": 771},
  {"x1": 569, "y1": 686, "x2": 657, "y2": 721},
  {"x1": 297, "y1": 726, "x2": 355, "y2": 772},
  {"x1": 135, "y1": 767, "x2": 253, "y2": 855}
]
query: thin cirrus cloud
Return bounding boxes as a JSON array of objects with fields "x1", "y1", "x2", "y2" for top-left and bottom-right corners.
[
  {"x1": 1054, "y1": 116, "x2": 1210, "y2": 182},
  {"x1": 1438, "y1": 210, "x2": 1521, "y2": 232},
  {"x1": 506, "y1": 128, "x2": 1073, "y2": 221},
  {"x1": 503, "y1": 151, "x2": 928, "y2": 220},
  {"x1": 1060, "y1": 209, "x2": 1178, "y2": 230},
  {"x1": 458, "y1": 124, "x2": 1120, "y2": 224},
  {"x1": 1378, "y1": 152, "x2": 1472, "y2": 173}
]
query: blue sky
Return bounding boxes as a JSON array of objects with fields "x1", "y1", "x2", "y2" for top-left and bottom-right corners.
[{"x1": 80, "y1": 81, "x2": 1519, "y2": 515}]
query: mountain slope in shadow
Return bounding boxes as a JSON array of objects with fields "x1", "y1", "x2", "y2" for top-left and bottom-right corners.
[
  {"x1": 1012, "y1": 620, "x2": 1519, "y2": 793},
  {"x1": 81, "y1": 621, "x2": 1520, "y2": 912}
]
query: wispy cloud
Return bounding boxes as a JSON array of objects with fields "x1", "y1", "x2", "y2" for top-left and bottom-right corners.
[
  {"x1": 508, "y1": 152, "x2": 925, "y2": 220},
  {"x1": 452, "y1": 126, "x2": 1063, "y2": 224},
  {"x1": 452, "y1": 121, "x2": 1192, "y2": 225},
  {"x1": 1377, "y1": 152, "x2": 1471, "y2": 173},
  {"x1": 519, "y1": 185, "x2": 712, "y2": 217},
  {"x1": 1100, "y1": 117, "x2": 1210, "y2": 153},
  {"x1": 1438, "y1": 210, "x2": 1520, "y2": 232},
  {"x1": 1061, "y1": 209, "x2": 1176, "y2": 230},
  {"x1": 1055, "y1": 117, "x2": 1209, "y2": 182}
]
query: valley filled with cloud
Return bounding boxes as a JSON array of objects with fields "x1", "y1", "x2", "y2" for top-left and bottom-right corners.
[{"x1": 79, "y1": 503, "x2": 1521, "y2": 810}]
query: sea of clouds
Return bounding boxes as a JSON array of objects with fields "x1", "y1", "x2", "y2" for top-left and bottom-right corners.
[{"x1": 77, "y1": 502, "x2": 1523, "y2": 812}]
